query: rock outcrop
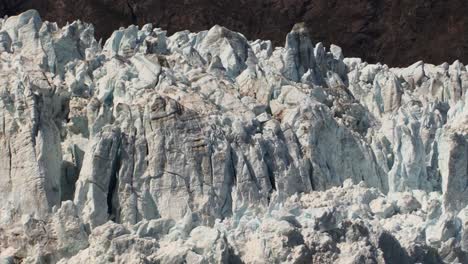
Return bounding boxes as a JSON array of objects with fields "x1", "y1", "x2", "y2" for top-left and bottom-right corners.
[
  {"x1": 1, "y1": 0, "x2": 468, "y2": 66},
  {"x1": 0, "y1": 10, "x2": 467, "y2": 263}
]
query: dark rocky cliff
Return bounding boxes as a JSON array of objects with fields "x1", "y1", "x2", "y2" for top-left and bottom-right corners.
[{"x1": 1, "y1": 0, "x2": 467, "y2": 66}]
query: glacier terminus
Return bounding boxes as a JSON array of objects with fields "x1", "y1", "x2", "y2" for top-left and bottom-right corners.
[{"x1": 0, "y1": 10, "x2": 467, "y2": 264}]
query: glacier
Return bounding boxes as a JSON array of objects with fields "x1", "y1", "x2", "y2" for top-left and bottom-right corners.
[{"x1": 0, "y1": 10, "x2": 467, "y2": 263}]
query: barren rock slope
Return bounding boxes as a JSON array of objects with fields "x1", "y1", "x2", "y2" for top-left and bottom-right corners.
[
  {"x1": 1, "y1": 0, "x2": 467, "y2": 66},
  {"x1": 0, "y1": 10, "x2": 467, "y2": 263}
]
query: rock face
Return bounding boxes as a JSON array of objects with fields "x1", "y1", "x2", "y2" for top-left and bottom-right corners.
[
  {"x1": 1, "y1": 0, "x2": 468, "y2": 66},
  {"x1": 0, "y1": 10, "x2": 467, "y2": 263}
]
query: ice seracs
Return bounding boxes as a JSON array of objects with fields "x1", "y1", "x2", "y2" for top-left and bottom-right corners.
[{"x1": 0, "y1": 10, "x2": 467, "y2": 263}]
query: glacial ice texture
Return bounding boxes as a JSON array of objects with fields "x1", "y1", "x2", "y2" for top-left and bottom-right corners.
[{"x1": 0, "y1": 10, "x2": 467, "y2": 263}]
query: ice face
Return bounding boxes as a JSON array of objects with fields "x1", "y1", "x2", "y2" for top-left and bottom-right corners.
[{"x1": 0, "y1": 11, "x2": 466, "y2": 263}]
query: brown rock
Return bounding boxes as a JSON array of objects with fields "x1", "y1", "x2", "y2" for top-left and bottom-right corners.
[{"x1": 1, "y1": 0, "x2": 467, "y2": 66}]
